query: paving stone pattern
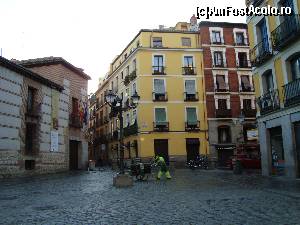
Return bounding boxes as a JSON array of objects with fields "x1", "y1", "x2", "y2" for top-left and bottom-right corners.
[{"x1": 0, "y1": 169, "x2": 300, "y2": 225}]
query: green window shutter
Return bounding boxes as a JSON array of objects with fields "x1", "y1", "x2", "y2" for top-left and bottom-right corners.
[
  {"x1": 187, "y1": 108, "x2": 197, "y2": 124},
  {"x1": 155, "y1": 108, "x2": 166, "y2": 122}
]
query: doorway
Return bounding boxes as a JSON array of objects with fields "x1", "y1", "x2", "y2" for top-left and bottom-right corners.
[
  {"x1": 154, "y1": 139, "x2": 169, "y2": 165},
  {"x1": 69, "y1": 140, "x2": 79, "y2": 170},
  {"x1": 294, "y1": 122, "x2": 300, "y2": 177},
  {"x1": 269, "y1": 127, "x2": 284, "y2": 176},
  {"x1": 186, "y1": 138, "x2": 200, "y2": 162}
]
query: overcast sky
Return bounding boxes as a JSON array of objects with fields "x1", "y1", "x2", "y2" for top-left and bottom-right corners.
[{"x1": 0, "y1": 0, "x2": 247, "y2": 94}]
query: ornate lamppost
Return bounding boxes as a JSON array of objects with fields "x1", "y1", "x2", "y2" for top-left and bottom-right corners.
[{"x1": 105, "y1": 90, "x2": 140, "y2": 187}]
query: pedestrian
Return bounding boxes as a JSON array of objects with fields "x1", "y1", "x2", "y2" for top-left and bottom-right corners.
[{"x1": 154, "y1": 155, "x2": 171, "y2": 180}]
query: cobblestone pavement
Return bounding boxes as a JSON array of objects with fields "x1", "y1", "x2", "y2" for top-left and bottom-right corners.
[{"x1": 1, "y1": 169, "x2": 300, "y2": 225}]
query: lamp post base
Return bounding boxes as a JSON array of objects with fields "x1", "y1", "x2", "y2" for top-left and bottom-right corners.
[{"x1": 113, "y1": 174, "x2": 133, "y2": 188}]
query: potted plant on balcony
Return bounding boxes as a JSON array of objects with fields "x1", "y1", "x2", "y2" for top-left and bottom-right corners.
[{"x1": 129, "y1": 70, "x2": 137, "y2": 81}]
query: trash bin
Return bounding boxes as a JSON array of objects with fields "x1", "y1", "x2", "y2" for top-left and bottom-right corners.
[{"x1": 88, "y1": 160, "x2": 96, "y2": 171}]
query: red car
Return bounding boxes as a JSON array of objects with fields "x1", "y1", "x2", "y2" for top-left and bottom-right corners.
[{"x1": 228, "y1": 153, "x2": 261, "y2": 170}]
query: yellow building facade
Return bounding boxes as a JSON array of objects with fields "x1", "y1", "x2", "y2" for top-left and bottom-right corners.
[
  {"x1": 247, "y1": 0, "x2": 300, "y2": 178},
  {"x1": 91, "y1": 21, "x2": 209, "y2": 166}
]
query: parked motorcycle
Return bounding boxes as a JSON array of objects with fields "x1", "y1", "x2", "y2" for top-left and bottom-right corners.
[{"x1": 187, "y1": 155, "x2": 209, "y2": 170}]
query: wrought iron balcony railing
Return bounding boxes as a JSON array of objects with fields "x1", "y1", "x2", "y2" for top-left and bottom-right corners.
[
  {"x1": 152, "y1": 66, "x2": 166, "y2": 75},
  {"x1": 216, "y1": 109, "x2": 232, "y2": 118},
  {"x1": 250, "y1": 37, "x2": 273, "y2": 66},
  {"x1": 257, "y1": 89, "x2": 280, "y2": 115},
  {"x1": 271, "y1": 14, "x2": 300, "y2": 51},
  {"x1": 184, "y1": 92, "x2": 199, "y2": 101},
  {"x1": 182, "y1": 67, "x2": 196, "y2": 75},
  {"x1": 69, "y1": 113, "x2": 83, "y2": 128},
  {"x1": 123, "y1": 121, "x2": 138, "y2": 137},
  {"x1": 283, "y1": 78, "x2": 300, "y2": 107},
  {"x1": 185, "y1": 121, "x2": 200, "y2": 131},
  {"x1": 242, "y1": 109, "x2": 257, "y2": 117},
  {"x1": 153, "y1": 92, "x2": 168, "y2": 101},
  {"x1": 237, "y1": 59, "x2": 251, "y2": 68},
  {"x1": 153, "y1": 121, "x2": 169, "y2": 132}
]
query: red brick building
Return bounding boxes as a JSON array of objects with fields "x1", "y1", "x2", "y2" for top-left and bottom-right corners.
[{"x1": 199, "y1": 22, "x2": 258, "y2": 168}]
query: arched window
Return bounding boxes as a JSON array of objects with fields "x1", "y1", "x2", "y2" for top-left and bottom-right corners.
[{"x1": 218, "y1": 125, "x2": 231, "y2": 143}]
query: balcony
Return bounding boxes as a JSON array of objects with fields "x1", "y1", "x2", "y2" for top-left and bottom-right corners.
[
  {"x1": 153, "y1": 121, "x2": 169, "y2": 132},
  {"x1": 271, "y1": 14, "x2": 300, "y2": 51},
  {"x1": 237, "y1": 59, "x2": 251, "y2": 68},
  {"x1": 283, "y1": 78, "x2": 300, "y2": 107},
  {"x1": 246, "y1": 0, "x2": 264, "y2": 7},
  {"x1": 216, "y1": 109, "x2": 232, "y2": 118},
  {"x1": 182, "y1": 67, "x2": 196, "y2": 75},
  {"x1": 211, "y1": 40, "x2": 224, "y2": 45},
  {"x1": 212, "y1": 62, "x2": 226, "y2": 68},
  {"x1": 242, "y1": 109, "x2": 257, "y2": 118},
  {"x1": 185, "y1": 121, "x2": 200, "y2": 131},
  {"x1": 152, "y1": 66, "x2": 166, "y2": 75},
  {"x1": 153, "y1": 92, "x2": 168, "y2": 102},
  {"x1": 214, "y1": 84, "x2": 229, "y2": 93},
  {"x1": 257, "y1": 89, "x2": 280, "y2": 115},
  {"x1": 184, "y1": 92, "x2": 199, "y2": 101},
  {"x1": 250, "y1": 37, "x2": 273, "y2": 66},
  {"x1": 69, "y1": 113, "x2": 83, "y2": 128},
  {"x1": 123, "y1": 121, "x2": 138, "y2": 137},
  {"x1": 239, "y1": 85, "x2": 254, "y2": 92}
]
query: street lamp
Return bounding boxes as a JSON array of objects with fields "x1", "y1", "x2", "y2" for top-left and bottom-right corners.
[{"x1": 105, "y1": 90, "x2": 140, "y2": 186}]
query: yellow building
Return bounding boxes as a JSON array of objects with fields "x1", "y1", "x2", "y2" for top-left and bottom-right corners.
[
  {"x1": 91, "y1": 18, "x2": 209, "y2": 166},
  {"x1": 247, "y1": 0, "x2": 300, "y2": 178}
]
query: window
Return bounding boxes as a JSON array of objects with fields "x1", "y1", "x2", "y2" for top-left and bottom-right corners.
[
  {"x1": 154, "y1": 79, "x2": 165, "y2": 94},
  {"x1": 243, "y1": 99, "x2": 252, "y2": 110},
  {"x1": 236, "y1": 32, "x2": 245, "y2": 45},
  {"x1": 72, "y1": 97, "x2": 79, "y2": 114},
  {"x1": 153, "y1": 55, "x2": 164, "y2": 74},
  {"x1": 241, "y1": 75, "x2": 251, "y2": 91},
  {"x1": 262, "y1": 70, "x2": 274, "y2": 93},
  {"x1": 132, "y1": 83, "x2": 137, "y2": 95},
  {"x1": 155, "y1": 108, "x2": 167, "y2": 123},
  {"x1": 126, "y1": 66, "x2": 129, "y2": 76},
  {"x1": 136, "y1": 41, "x2": 140, "y2": 48},
  {"x1": 182, "y1": 37, "x2": 191, "y2": 47},
  {"x1": 291, "y1": 56, "x2": 300, "y2": 80},
  {"x1": 132, "y1": 110, "x2": 137, "y2": 124},
  {"x1": 184, "y1": 56, "x2": 194, "y2": 67},
  {"x1": 212, "y1": 31, "x2": 222, "y2": 44},
  {"x1": 126, "y1": 113, "x2": 130, "y2": 127},
  {"x1": 132, "y1": 59, "x2": 136, "y2": 72},
  {"x1": 186, "y1": 107, "x2": 197, "y2": 125},
  {"x1": 185, "y1": 80, "x2": 196, "y2": 94},
  {"x1": 216, "y1": 75, "x2": 227, "y2": 91},
  {"x1": 238, "y1": 52, "x2": 248, "y2": 67},
  {"x1": 218, "y1": 99, "x2": 227, "y2": 110},
  {"x1": 116, "y1": 77, "x2": 119, "y2": 92},
  {"x1": 257, "y1": 18, "x2": 269, "y2": 50},
  {"x1": 27, "y1": 87, "x2": 35, "y2": 113},
  {"x1": 214, "y1": 51, "x2": 223, "y2": 66},
  {"x1": 185, "y1": 80, "x2": 197, "y2": 101},
  {"x1": 121, "y1": 71, "x2": 124, "y2": 80},
  {"x1": 124, "y1": 53, "x2": 128, "y2": 59},
  {"x1": 218, "y1": 126, "x2": 231, "y2": 143},
  {"x1": 152, "y1": 37, "x2": 162, "y2": 47}
]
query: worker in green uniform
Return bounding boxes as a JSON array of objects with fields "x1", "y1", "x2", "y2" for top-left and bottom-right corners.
[{"x1": 154, "y1": 155, "x2": 171, "y2": 180}]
